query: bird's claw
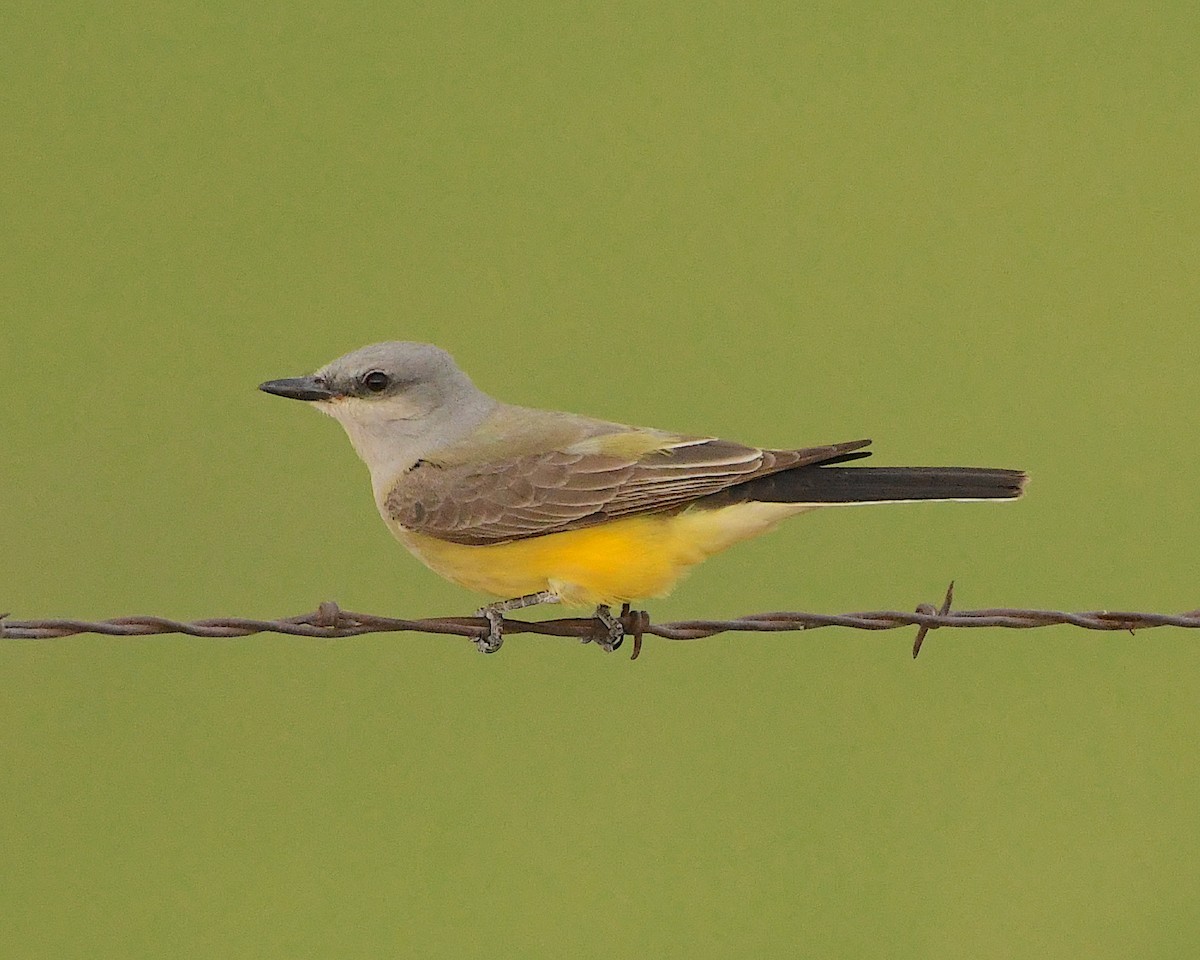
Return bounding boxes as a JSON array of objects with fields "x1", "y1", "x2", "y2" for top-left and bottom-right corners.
[
  {"x1": 587, "y1": 604, "x2": 624, "y2": 652},
  {"x1": 473, "y1": 607, "x2": 505, "y2": 654}
]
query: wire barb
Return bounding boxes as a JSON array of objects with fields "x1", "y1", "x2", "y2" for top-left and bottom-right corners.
[
  {"x1": 620, "y1": 603, "x2": 650, "y2": 660},
  {"x1": 2, "y1": 598, "x2": 1200, "y2": 657},
  {"x1": 912, "y1": 581, "x2": 955, "y2": 659}
]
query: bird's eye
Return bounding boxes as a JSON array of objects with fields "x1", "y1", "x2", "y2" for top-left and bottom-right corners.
[{"x1": 363, "y1": 371, "x2": 390, "y2": 393}]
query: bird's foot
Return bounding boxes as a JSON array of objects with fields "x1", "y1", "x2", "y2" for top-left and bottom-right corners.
[
  {"x1": 472, "y1": 606, "x2": 505, "y2": 654},
  {"x1": 473, "y1": 591, "x2": 561, "y2": 654},
  {"x1": 587, "y1": 604, "x2": 624, "y2": 652}
]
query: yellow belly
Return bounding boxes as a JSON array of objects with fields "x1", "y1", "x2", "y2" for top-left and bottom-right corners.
[{"x1": 391, "y1": 502, "x2": 812, "y2": 606}]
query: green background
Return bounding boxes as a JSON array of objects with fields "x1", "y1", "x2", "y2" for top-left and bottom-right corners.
[{"x1": 4, "y1": 2, "x2": 1198, "y2": 957}]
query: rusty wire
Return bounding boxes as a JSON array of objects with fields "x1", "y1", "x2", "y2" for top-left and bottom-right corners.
[{"x1": 3, "y1": 583, "x2": 1199, "y2": 659}]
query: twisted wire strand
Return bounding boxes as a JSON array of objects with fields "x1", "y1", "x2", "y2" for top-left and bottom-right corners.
[{"x1": 3, "y1": 584, "x2": 1198, "y2": 658}]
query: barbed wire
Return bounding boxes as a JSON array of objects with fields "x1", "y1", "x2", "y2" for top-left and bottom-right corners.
[{"x1": 3, "y1": 584, "x2": 1198, "y2": 659}]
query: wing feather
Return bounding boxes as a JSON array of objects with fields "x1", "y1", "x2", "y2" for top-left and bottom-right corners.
[{"x1": 386, "y1": 437, "x2": 870, "y2": 545}]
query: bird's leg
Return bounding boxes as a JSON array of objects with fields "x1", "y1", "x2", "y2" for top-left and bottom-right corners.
[
  {"x1": 473, "y1": 591, "x2": 560, "y2": 654},
  {"x1": 590, "y1": 604, "x2": 625, "y2": 652},
  {"x1": 491, "y1": 590, "x2": 561, "y2": 612}
]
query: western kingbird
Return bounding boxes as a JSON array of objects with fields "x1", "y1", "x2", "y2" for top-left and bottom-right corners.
[{"x1": 261, "y1": 342, "x2": 1026, "y2": 652}]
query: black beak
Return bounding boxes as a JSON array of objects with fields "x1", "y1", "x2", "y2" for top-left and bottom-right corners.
[{"x1": 258, "y1": 376, "x2": 336, "y2": 402}]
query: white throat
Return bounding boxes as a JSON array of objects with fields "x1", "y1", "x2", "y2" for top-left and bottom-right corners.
[{"x1": 318, "y1": 393, "x2": 495, "y2": 503}]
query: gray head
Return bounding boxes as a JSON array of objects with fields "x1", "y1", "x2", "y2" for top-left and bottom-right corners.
[{"x1": 260, "y1": 342, "x2": 497, "y2": 491}]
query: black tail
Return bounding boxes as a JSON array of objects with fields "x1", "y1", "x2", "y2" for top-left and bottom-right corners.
[{"x1": 706, "y1": 465, "x2": 1028, "y2": 506}]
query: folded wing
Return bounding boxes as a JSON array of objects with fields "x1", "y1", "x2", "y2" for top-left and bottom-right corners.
[{"x1": 385, "y1": 437, "x2": 872, "y2": 546}]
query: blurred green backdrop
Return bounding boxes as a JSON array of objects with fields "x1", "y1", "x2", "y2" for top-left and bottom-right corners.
[{"x1": 3, "y1": 2, "x2": 1198, "y2": 957}]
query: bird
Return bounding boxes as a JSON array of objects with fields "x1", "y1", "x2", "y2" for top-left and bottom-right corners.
[{"x1": 260, "y1": 341, "x2": 1026, "y2": 653}]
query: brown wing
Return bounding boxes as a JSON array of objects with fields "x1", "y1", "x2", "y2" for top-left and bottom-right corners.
[{"x1": 384, "y1": 437, "x2": 871, "y2": 546}]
